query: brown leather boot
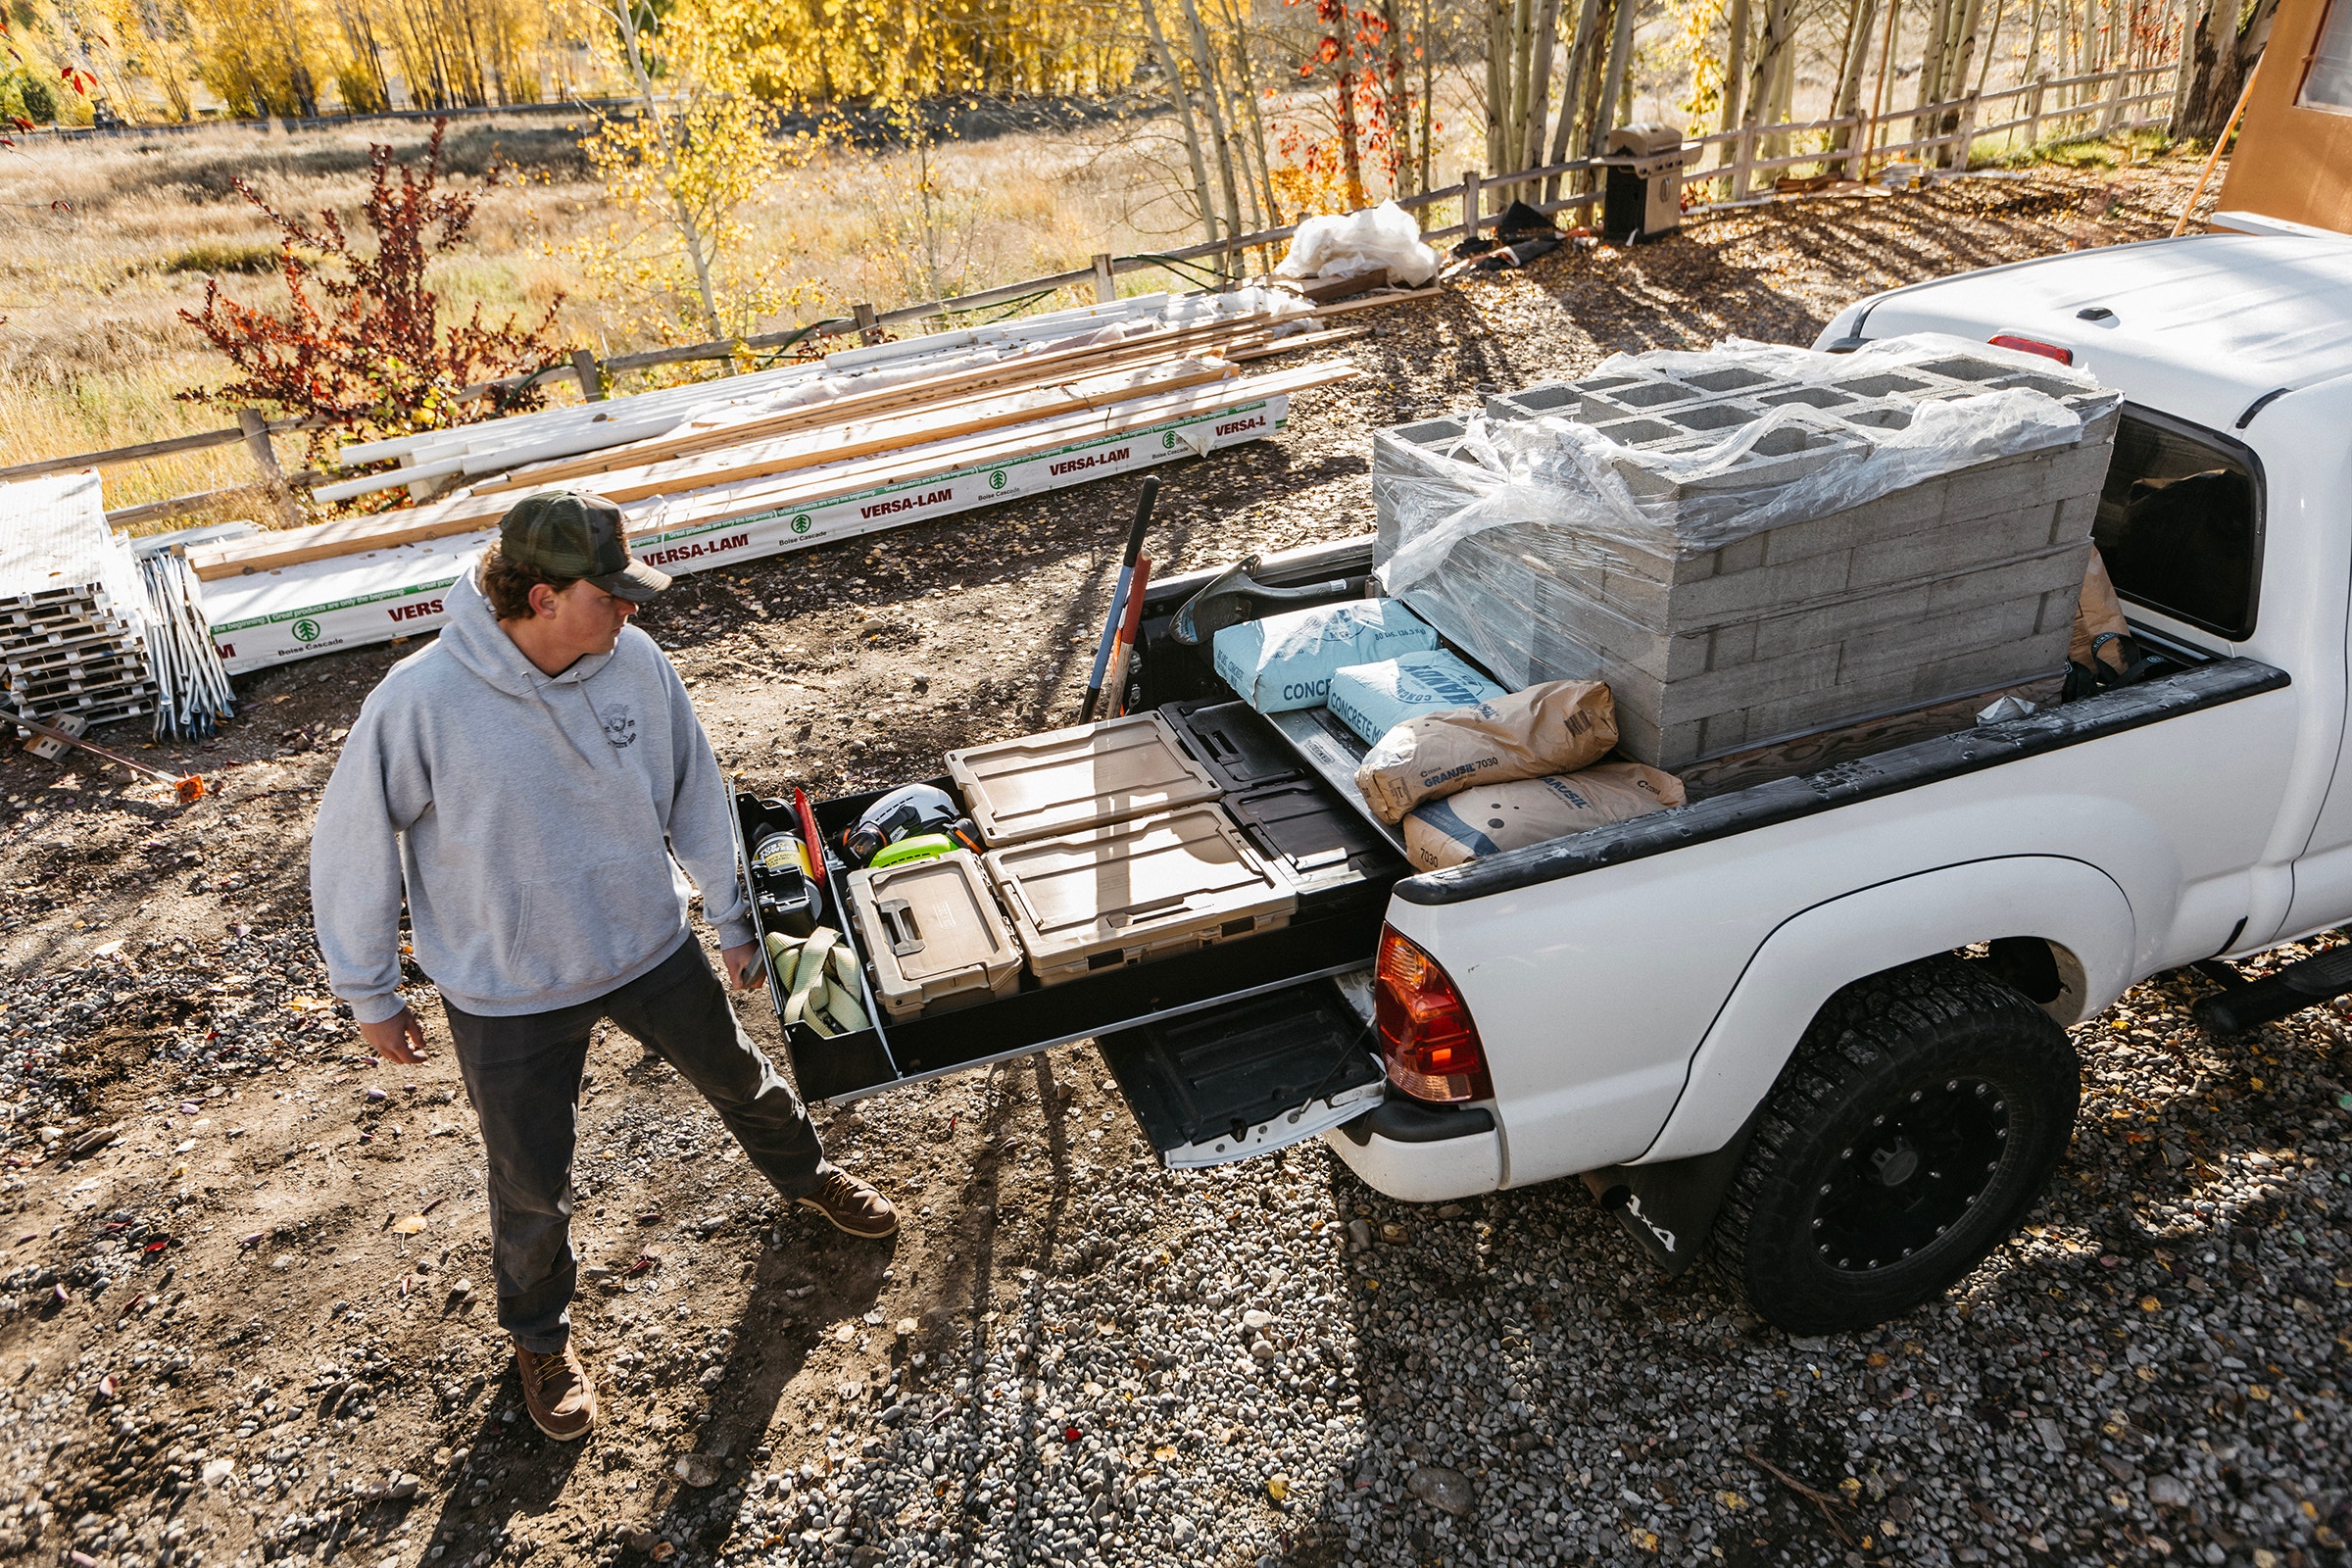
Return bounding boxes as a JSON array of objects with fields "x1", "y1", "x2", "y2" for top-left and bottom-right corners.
[
  {"x1": 514, "y1": 1340, "x2": 597, "y2": 1441},
  {"x1": 794, "y1": 1169, "x2": 899, "y2": 1238}
]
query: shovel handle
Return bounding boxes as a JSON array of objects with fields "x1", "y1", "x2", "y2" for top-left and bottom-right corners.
[
  {"x1": 1082, "y1": 478, "x2": 1162, "y2": 722},
  {"x1": 12, "y1": 709, "x2": 204, "y2": 800}
]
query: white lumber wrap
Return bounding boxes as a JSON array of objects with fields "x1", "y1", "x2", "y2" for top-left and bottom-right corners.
[{"x1": 203, "y1": 390, "x2": 1294, "y2": 674}]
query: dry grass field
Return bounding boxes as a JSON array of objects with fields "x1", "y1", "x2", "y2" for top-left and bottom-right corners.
[{"x1": 0, "y1": 104, "x2": 1497, "y2": 514}]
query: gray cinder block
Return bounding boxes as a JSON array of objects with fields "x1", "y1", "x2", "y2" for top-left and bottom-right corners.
[{"x1": 1372, "y1": 352, "x2": 2122, "y2": 769}]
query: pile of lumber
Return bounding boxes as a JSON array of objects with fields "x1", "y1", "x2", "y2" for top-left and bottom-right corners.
[
  {"x1": 0, "y1": 472, "x2": 157, "y2": 731},
  {"x1": 314, "y1": 288, "x2": 1313, "y2": 506},
  {"x1": 189, "y1": 289, "x2": 1363, "y2": 674}
]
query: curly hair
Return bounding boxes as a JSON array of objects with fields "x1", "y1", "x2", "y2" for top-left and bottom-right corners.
[{"x1": 478, "y1": 543, "x2": 578, "y2": 621}]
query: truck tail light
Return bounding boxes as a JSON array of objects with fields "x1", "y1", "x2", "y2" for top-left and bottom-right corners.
[
  {"x1": 1375, "y1": 926, "x2": 1493, "y2": 1103},
  {"x1": 1987, "y1": 333, "x2": 2074, "y2": 366}
]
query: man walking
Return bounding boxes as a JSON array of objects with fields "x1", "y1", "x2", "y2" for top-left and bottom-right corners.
[{"x1": 310, "y1": 491, "x2": 894, "y2": 1443}]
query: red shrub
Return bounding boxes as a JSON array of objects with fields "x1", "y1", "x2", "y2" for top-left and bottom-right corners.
[{"x1": 179, "y1": 119, "x2": 566, "y2": 469}]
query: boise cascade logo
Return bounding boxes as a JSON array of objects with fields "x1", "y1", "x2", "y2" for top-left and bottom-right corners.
[
  {"x1": 988, "y1": 468, "x2": 1007, "y2": 490},
  {"x1": 603, "y1": 705, "x2": 639, "y2": 750},
  {"x1": 790, "y1": 514, "x2": 812, "y2": 535},
  {"x1": 291, "y1": 618, "x2": 320, "y2": 644}
]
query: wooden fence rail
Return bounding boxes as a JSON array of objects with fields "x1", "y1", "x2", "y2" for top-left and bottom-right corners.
[{"x1": 25, "y1": 58, "x2": 2181, "y2": 530}]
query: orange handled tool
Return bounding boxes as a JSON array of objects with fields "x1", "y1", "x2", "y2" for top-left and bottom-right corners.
[{"x1": 11, "y1": 710, "x2": 205, "y2": 803}]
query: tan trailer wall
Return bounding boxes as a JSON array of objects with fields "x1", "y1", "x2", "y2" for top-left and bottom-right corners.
[{"x1": 2217, "y1": 0, "x2": 2352, "y2": 235}]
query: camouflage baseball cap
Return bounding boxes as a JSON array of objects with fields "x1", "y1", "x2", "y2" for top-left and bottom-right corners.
[{"x1": 498, "y1": 491, "x2": 671, "y2": 603}]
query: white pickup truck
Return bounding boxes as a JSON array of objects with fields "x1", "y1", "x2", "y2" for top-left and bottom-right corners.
[{"x1": 744, "y1": 230, "x2": 2352, "y2": 1335}]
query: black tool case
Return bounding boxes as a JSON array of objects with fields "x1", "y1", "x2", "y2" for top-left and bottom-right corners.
[{"x1": 724, "y1": 539, "x2": 1414, "y2": 1169}]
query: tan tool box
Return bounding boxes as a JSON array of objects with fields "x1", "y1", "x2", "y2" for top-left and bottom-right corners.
[
  {"x1": 983, "y1": 805, "x2": 1298, "y2": 987},
  {"x1": 845, "y1": 851, "x2": 1025, "y2": 1021},
  {"x1": 946, "y1": 712, "x2": 1223, "y2": 846}
]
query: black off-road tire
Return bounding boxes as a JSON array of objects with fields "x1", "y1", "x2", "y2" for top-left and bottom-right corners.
[{"x1": 1714, "y1": 955, "x2": 2080, "y2": 1334}]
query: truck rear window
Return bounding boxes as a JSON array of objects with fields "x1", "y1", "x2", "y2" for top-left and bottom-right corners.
[{"x1": 2091, "y1": 408, "x2": 2264, "y2": 641}]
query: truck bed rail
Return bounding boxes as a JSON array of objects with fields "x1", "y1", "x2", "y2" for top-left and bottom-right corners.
[{"x1": 1395, "y1": 656, "x2": 2290, "y2": 906}]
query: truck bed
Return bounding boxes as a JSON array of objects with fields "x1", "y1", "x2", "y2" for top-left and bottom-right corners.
[{"x1": 735, "y1": 532, "x2": 2287, "y2": 1168}]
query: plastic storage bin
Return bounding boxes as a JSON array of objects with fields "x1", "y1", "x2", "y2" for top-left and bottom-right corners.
[
  {"x1": 947, "y1": 712, "x2": 1222, "y2": 846},
  {"x1": 846, "y1": 850, "x2": 1025, "y2": 1020},
  {"x1": 984, "y1": 806, "x2": 1298, "y2": 986},
  {"x1": 1159, "y1": 699, "x2": 1305, "y2": 793}
]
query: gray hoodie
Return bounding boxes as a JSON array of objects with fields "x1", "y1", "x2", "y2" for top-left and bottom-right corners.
[{"x1": 309, "y1": 560, "x2": 753, "y2": 1025}]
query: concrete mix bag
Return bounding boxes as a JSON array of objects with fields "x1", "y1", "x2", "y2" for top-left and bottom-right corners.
[
  {"x1": 1401, "y1": 762, "x2": 1687, "y2": 871},
  {"x1": 1324, "y1": 650, "x2": 1505, "y2": 744},
  {"x1": 1212, "y1": 599, "x2": 1438, "y2": 713},
  {"x1": 1354, "y1": 679, "x2": 1619, "y2": 823}
]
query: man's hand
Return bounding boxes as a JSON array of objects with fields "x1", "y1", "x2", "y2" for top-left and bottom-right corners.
[
  {"x1": 721, "y1": 941, "x2": 763, "y2": 991},
  {"x1": 359, "y1": 1005, "x2": 429, "y2": 1064}
]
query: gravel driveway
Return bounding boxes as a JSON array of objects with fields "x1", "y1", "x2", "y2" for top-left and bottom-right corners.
[{"x1": 7, "y1": 154, "x2": 2345, "y2": 1568}]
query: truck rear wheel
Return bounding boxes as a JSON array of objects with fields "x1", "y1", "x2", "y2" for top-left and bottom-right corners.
[{"x1": 1715, "y1": 956, "x2": 2080, "y2": 1334}]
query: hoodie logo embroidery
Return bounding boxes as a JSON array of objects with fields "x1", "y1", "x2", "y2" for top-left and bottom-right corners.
[{"x1": 604, "y1": 708, "x2": 639, "y2": 750}]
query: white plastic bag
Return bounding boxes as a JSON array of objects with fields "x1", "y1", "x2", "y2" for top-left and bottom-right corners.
[{"x1": 1275, "y1": 201, "x2": 1441, "y2": 288}]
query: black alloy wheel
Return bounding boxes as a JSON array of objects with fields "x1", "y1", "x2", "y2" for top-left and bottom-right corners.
[
  {"x1": 1812, "y1": 1074, "x2": 2009, "y2": 1273},
  {"x1": 1716, "y1": 955, "x2": 2080, "y2": 1334}
]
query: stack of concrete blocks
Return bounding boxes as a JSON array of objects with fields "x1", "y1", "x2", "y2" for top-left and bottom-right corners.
[
  {"x1": 1370, "y1": 350, "x2": 2121, "y2": 769},
  {"x1": 0, "y1": 471, "x2": 156, "y2": 733}
]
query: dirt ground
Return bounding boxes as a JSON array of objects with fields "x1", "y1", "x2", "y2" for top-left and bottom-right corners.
[{"x1": 7, "y1": 150, "x2": 2318, "y2": 1568}]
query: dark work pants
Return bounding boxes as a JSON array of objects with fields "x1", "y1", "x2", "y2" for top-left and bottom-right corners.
[{"x1": 440, "y1": 932, "x2": 833, "y2": 1352}]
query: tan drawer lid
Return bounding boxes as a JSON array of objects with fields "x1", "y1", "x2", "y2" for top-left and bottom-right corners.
[
  {"x1": 985, "y1": 805, "x2": 1296, "y2": 960},
  {"x1": 849, "y1": 851, "x2": 1021, "y2": 990},
  {"x1": 947, "y1": 712, "x2": 1222, "y2": 845}
]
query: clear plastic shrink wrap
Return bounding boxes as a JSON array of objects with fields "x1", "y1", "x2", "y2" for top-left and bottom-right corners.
[{"x1": 1372, "y1": 335, "x2": 2124, "y2": 768}]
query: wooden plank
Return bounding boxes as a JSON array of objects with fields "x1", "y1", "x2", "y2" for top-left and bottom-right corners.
[
  {"x1": 504, "y1": 319, "x2": 1264, "y2": 482},
  {"x1": 613, "y1": 361, "x2": 1355, "y2": 545},
  {"x1": 1676, "y1": 674, "x2": 2066, "y2": 800},
  {"x1": 1225, "y1": 325, "x2": 1372, "y2": 361},
  {"x1": 1283, "y1": 269, "x2": 1388, "y2": 303},
  {"x1": 0, "y1": 425, "x2": 248, "y2": 483},
  {"x1": 188, "y1": 363, "x2": 1356, "y2": 579},
  {"x1": 1311, "y1": 287, "x2": 1445, "y2": 318},
  {"x1": 471, "y1": 315, "x2": 1273, "y2": 493},
  {"x1": 494, "y1": 362, "x2": 1242, "y2": 514},
  {"x1": 104, "y1": 483, "x2": 272, "y2": 529}
]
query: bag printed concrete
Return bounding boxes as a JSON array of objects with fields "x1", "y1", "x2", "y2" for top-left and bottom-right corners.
[
  {"x1": 1211, "y1": 598, "x2": 1438, "y2": 714},
  {"x1": 1354, "y1": 678, "x2": 1618, "y2": 823},
  {"x1": 2069, "y1": 547, "x2": 2132, "y2": 675},
  {"x1": 1401, "y1": 762, "x2": 1687, "y2": 870},
  {"x1": 1325, "y1": 650, "x2": 1505, "y2": 745}
]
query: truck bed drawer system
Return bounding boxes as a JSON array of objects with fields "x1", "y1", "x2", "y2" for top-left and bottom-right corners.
[{"x1": 732, "y1": 641, "x2": 1408, "y2": 1165}]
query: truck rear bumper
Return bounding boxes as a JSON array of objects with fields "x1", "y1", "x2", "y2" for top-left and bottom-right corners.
[{"x1": 1323, "y1": 1099, "x2": 1502, "y2": 1201}]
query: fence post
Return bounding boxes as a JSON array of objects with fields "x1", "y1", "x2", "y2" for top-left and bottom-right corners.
[
  {"x1": 1844, "y1": 111, "x2": 1870, "y2": 182},
  {"x1": 2100, "y1": 66, "x2": 2127, "y2": 132},
  {"x1": 236, "y1": 408, "x2": 301, "y2": 526},
  {"x1": 570, "y1": 347, "x2": 604, "y2": 403},
  {"x1": 1729, "y1": 126, "x2": 1755, "y2": 200},
  {"x1": 1459, "y1": 168, "x2": 1483, "y2": 241},
  {"x1": 853, "y1": 303, "x2": 883, "y2": 346},
  {"x1": 1091, "y1": 252, "x2": 1117, "y2": 305},
  {"x1": 1952, "y1": 91, "x2": 1982, "y2": 170},
  {"x1": 2027, "y1": 74, "x2": 2046, "y2": 148}
]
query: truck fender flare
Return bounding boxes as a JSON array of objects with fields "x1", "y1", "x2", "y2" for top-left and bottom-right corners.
[{"x1": 1632, "y1": 855, "x2": 2133, "y2": 1167}]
